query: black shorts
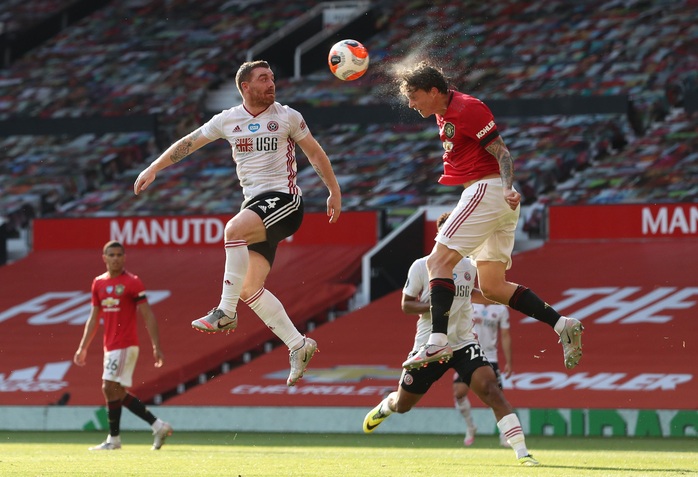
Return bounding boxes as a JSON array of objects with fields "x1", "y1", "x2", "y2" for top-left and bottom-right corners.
[
  {"x1": 454, "y1": 361, "x2": 502, "y2": 389},
  {"x1": 400, "y1": 342, "x2": 491, "y2": 395},
  {"x1": 243, "y1": 192, "x2": 304, "y2": 266}
]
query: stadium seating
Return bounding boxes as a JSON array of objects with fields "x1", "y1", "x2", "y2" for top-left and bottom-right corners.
[
  {"x1": 0, "y1": 0, "x2": 68, "y2": 33},
  {"x1": 0, "y1": 0, "x2": 696, "y2": 416},
  {"x1": 1, "y1": 0, "x2": 696, "y2": 233}
]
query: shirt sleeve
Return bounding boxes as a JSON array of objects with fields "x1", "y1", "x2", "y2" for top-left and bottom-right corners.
[
  {"x1": 199, "y1": 111, "x2": 225, "y2": 141},
  {"x1": 90, "y1": 278, "x2": 100, "y2": 307},
  {"x1": 131, "y1": 275, "x2": 148, "y2": 304},
  {"x1": 287, "y1": 107, "x2": 311, "y2": 143},
  {"x1": 462, "y1": 100, "x2": 499, "y2": 147},
  {"x1": 403, "y1": 259, "x2": 427, "y2": 301}
]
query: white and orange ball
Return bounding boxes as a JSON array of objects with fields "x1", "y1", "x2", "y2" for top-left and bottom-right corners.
[{"x1": 328, "y1": 39, "x2": 369, "y2": 81}]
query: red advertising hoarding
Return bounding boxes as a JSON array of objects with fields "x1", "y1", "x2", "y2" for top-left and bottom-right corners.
[{"x1": 548, "y1": 203, "x2": 698, "y2": 240}]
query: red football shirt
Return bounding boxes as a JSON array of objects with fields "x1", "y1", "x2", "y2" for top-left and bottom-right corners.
[
  {"x1": 91, "y1": 270, "x2": 147, "y2": 351},
  {"x1": 435, "y1": 90, "x2": 501, "y2": 185}
]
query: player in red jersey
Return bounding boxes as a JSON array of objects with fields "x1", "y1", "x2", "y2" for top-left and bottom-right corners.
[
  {"x1": 396, "y1": 62, "x2": 583, "y2": 371},
  {"x1": 74, "y1": 241, "x2": 172, "y2": 451}
]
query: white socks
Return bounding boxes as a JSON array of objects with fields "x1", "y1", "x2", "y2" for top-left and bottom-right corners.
[
  {"x1": 218, "y1": 240, "x2": 248, "y2": 317},
  {"x1": 427, "y1": 332, "x2": 448, "y2": 346},
  {"x1": 497, "y1": 413, "x2": 529, "y2": 458},
  {"x1": 379, "y1": 392, "x2": 397, "y2": 416},
  {"x1": 244, "y1": 287, "x2": 304, "y2": 351},
  {"x1": 553, "y1": 316, "x2": 567, "y2": 335},
  {"x1": 554, "y1": 316, "x2": 567, "y2": 335},
  {"x1": 455, "y1": 396, "x2": 475, "y2": 429},
  {"x1": 151, "y1": 418, "x2": 164, "y2": 433}
]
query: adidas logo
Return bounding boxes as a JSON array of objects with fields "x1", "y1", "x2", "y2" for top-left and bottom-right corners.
[
  {"x1": 233, "y1": 125, "x2": 242, "y2": 132},
  {"x1": 0, "y1": 360, "x2": 71, "y2": 392}
]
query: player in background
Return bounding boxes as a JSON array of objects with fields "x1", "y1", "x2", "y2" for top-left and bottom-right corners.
[
  {"x1": 133, "y1": 60, "x2": 342, "y2": 386},
  {"x1": 74, "y1": 241, "x2": 172, "y2": 451},
  {"x1": 396, "y1": 62, "x2": 583, "y2": 371},
  {"x1": 456, "y1": 301, "x2": 512, "y2": 447},
  {"x1": 363, "y1": 214, "x2": 540, "y2": 467}
]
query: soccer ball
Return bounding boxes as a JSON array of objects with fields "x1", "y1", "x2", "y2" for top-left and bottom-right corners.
[{"x1": 328, "y1": 39, "x2": 369, "y2": 81}]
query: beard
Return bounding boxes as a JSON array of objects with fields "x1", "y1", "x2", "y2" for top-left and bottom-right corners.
[{"x1": 249, "y1": 89, "x2": 275, "y2": 108}]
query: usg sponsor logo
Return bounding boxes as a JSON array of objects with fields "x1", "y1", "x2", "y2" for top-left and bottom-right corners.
[{"x1": 0, "y1": 361, "x2": 71, "y2": 392}]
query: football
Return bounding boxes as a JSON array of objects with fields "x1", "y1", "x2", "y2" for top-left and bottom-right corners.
[{"x1": 328, "y1": 39, "x2": 369, "y2": 81}]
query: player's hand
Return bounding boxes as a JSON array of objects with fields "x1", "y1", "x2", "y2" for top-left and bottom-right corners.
[
  {"x1": 327, "y1": 193, "x2": 341, "y2": 223},
  {"x1": 134, "y1": 167, "x2": 157, "y2": 195},
  {"x1": 153, "y1": 348, "x2": 164, "y2": 368},
  {"x1": 73, "y1": 349, "x2": 87, "y2": 367},
  {"x1": 503, "y1": 189, "x2": 520, "y2": 211},
  {"x1": 503, "y1": 362, "x2": 512, "y2": 378}
]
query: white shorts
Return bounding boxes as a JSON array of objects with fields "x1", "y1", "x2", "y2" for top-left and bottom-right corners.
[
  {"x1": 101, "y1": 346, "x2": 139, "y2": 387},
  {"x1": 436, "y1": 178, "x2": 519, "y2": 269}
]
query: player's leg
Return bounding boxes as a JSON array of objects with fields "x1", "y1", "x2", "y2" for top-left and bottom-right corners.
[
  {"x1": 364, "y1": 358, "x2": 448, "y2": 433},
  {"x1": 467, "y1": 363, "x2": 539, "y2": 466},
  {"x1": 192, "y1": 209, "x2": 265, "y2": 332},
  {"x1": 242, "y1": 252, "x2": 315, "y2": 386},
  {"x1": 453, "y1": 372, "x2": 477, "y2": 446},
  {"x1": 363, "y1": 387, "x2": 423, "y2": 433},
  {"x1": 242, "y1": 193, "x2": 312, "y2": 385},
  {"x1": 90, "y1": 349, "x2": 129, "y2": 450},
  {"x1": 477, "y1": 260, "x2": 583, "y2": 369},
  {"x1": 488, "y1": 362, "x2": 510, "y2": 447},
  {"x1": 406, "y1": 183, "x2": 502, "y2": 370},
  {"x1": 402, "y1": 243, "x2": 461, "y2": 369}
]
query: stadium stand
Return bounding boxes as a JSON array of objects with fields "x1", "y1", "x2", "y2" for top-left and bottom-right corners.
[
  {"x1": 1, "y1": 0, "x2": 695, "y2": 227},
  {"x1": 0, "y1": 0, "x2": 696, "y2": 413}
]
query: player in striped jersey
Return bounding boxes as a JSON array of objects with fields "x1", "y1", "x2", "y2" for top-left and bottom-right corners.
[
  {"x1": 133, "y1": 60, "x2": 342, "y2": 386},
  {"x1": 363, "y1": 214, "x2": 539, "y2": 466}
]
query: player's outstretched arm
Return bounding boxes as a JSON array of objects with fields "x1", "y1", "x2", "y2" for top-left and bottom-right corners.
[
  {"x1": 134, "y1": 128, "x2": 212, "y2": 195},
  {"x1": 297, "y1": 133, "x2": 342, "y2": 223}
]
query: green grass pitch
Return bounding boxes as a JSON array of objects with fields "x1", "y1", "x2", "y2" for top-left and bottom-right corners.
[{"x1": 1, "y1": 432, "x2": 696, "y2": 476}]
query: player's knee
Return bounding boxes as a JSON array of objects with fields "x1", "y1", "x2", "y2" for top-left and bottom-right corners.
[
  {"x1": 427, "y1": 251, "x2": 458, "y2": 272},
  {"x1": 224, "y1": 223, "x2": 243, "y2": 241},
  {"x1": 473, "y1": 374, "x2": 500, "y2": 400},
  {"x1": 479, "y1": 283, "x2": 507, "y2": 304}
]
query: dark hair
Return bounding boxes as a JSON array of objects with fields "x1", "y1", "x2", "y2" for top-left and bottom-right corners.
[
  {"x1": 235, "y1": 60, "x2": 271, "y2": 95},
  {"x1": 397, "y1": 61, "x2": 449, "y2": 95},
  {"x1": 436, "y1": 212, "x2": 451, "y2": 231},
  {"x1": 103, "y1": 240, "x2": 125, "y2": 254}
]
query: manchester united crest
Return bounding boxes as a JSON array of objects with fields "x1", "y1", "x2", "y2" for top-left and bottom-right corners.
[{"x1": 443, "y1": 122, "x2": 455, "y2": 138}]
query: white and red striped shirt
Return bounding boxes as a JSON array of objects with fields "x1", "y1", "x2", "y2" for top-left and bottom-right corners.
[{"x1": 201, "y1": 102, "x2": 310, "y2": 202}]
